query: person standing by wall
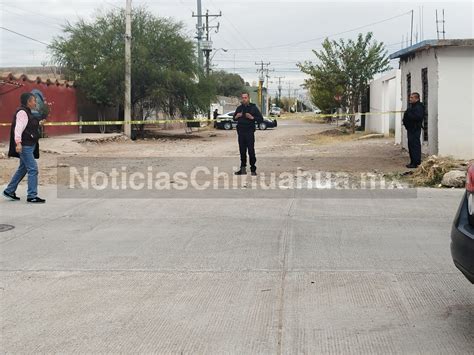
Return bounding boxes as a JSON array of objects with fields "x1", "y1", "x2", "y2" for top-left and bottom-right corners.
[
  {"x1": 3, "y1": 93, "x2": 46, "y2": 203},
  {"x1": 402, "y1": 92, "x2": 424, "y2": 168},
  {"x1": 233, "y1": 92, "x2": 263, "y2": 176}
]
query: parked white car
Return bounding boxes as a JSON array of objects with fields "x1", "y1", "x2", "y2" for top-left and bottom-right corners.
[{"x1": 270, "y1": 107, "x2": 281, "y2": 117}]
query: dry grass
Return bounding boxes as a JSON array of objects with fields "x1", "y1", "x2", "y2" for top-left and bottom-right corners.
[
  {"x1": 308, "y1": 128, "x2": 363, "y2": 146},
  {"x1": 302, "y1": 116, "x2": 328, "y2": 124},
  {"x1": 410, "y1": 155, "x2": 467, "y2": 186}
]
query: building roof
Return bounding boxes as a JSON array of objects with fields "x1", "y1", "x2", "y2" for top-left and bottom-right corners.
[
  {"x1": 389, "y1": 39, "x2": 474, "y2": 60},
  {"x1": 0, "y1": 72, "x2": 74, "y2": 87}
]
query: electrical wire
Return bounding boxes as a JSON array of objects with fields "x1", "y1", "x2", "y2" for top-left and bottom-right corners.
[
  {"x1": 0, "y1": 26, "x2": 50, "y2": 46},
  {"x1": 226, "y1": 11, "x2": 412, "y2": 51}
]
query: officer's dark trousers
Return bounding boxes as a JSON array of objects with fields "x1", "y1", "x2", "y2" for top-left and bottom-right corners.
[
  {"x1": 407, "y1": 126, "x2": 422, "y2": 165},
  {"x1": 237, "y1": 128, "x2": 256, "y2": 171}
]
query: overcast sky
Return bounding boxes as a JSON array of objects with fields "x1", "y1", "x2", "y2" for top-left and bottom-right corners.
[{"x1": 1, "y1": 0, "x2": 472, "y2": 96}]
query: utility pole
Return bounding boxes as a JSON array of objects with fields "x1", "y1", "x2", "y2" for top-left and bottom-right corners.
[
  {"x1": 124, "y1": 0, "x2": 132, "y2": 138},
  {"x1": 192, "y1": 9, "x2": 221, "y2": 119},
  {"x1": 195, "y1": 0, "x2": 204, "y2": 70},
  {"x1": 275, "y1": 76, "x2": 284, "y2": 106},
  {"x1": 264, "y1": 69, "x2": 274, "y2": 115},
  {"x1": 287, "y1": 82, "x2": 292, "y2": 112},
  {"x1": 410, "y1": 9, "x2": 414, "y2": 46},
  {"x1": 255, "y1": 60, "x2": 271, "y2": 113}
]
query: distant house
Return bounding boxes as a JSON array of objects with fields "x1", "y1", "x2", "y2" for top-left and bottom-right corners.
[
  {"x1": 366, "y1": 69, "x2": 402, "y2": 142},
  {"x1": 389, "y1": 39, "x2": 474, "y2": 160},
  {"x1": 211, "y1": 95, "x2": 240, "y2": 114},
  {"x1": 211, "y1": 87, "x2": 268, "y2": 115}
]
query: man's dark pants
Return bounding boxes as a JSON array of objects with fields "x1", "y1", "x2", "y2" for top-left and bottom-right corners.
[
  {"x1": 237, "y1": 127, "x2": 256, "y2": 171},
  {"x1": 407, "y1": 126, "x2": 422, "y2": 166}
]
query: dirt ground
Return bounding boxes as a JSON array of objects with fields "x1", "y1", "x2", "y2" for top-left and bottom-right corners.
[{"x1": 0, "y1": 119, "x2": 410, "y2": 186}]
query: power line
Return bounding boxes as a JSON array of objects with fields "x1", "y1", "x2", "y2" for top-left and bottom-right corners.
[
  {"x1": 208, "y1": 0, "x2": 257, "y2": 52},
  {"x1": 1, "y1": 7, "x2": 64, "y2": 31},
  {"x1": 103, "y1": 1, "x2": 123, "y2": 10},
  {"x1": 227, "y1": 11, "x2": 412, "y2": 51},
  {"x1": 0, "y1": 27, "x2": 50, "y2": 46},
  {"x1": 2, "y1": 3, "x2": 67, "y2": 25}
]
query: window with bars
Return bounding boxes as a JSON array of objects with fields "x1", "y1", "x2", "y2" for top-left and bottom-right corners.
[
  {"x1": 406, "y1": 73, "x2": 411, "y2": 108},
  {"x1": 421, "y1": 68, "x2": 429, "y2": 141}
]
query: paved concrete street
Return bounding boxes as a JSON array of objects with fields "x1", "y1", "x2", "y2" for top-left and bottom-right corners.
[{"x1": 1, "y1": 185, "x2": 472, "y2": 353}]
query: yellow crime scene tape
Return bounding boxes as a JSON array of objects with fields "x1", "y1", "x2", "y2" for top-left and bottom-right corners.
[
  {"x1": 0, "y1": 118, "x2": 214, "y2": 127},
  {"x1": 278, "y1": 110, "x2": 404, "y2": 120},
  {"x1": 0, "y1": 111, "x2": 404, "y2": 127}
]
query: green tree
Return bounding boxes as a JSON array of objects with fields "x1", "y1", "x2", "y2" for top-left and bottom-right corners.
[
  {"x1": 299, "y1": 32, "x2": 390, "y2": 131},
  {"x1": 209, "y1": 70, "x2": 245, "y2": 97},
  {"x1": 50, "y1": 7, "x2": 213, "y2": 123}
]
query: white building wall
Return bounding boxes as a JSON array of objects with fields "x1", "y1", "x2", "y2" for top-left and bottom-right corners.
[
  {"x1": 390, "y1": 74, "x2": 403, "y2": 144},
  {"x1": 399, "y1": 48, "x2": 439, "y2": 155},
  {"x1": 437, "y1": 47, "x2": 474, "y2": 159},
  {"x1": 367, "y1": 75, "x2": 384, "y2": 133},
  {"x1": 367, "y1": 69, "x2": 402, "y2": 138}
]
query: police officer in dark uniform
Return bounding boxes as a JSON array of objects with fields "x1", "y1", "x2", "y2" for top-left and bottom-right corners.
[
  {"x1": 402, "y1": 92, "x2": 425, "y2": 168},
  {"x1": 233, "y1": 92, "x2": 263, "y2": 176}
]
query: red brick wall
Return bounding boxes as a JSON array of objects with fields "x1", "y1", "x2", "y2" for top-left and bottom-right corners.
[{"x1": 0, "y1": 78, "x2": 79, "y2": 141}]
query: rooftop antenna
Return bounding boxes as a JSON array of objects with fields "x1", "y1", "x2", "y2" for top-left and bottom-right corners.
[
  {"x1": 442, "y1": 9, "x2": 446, "y2": 39},
  {"x1": 421, "y1": 6, "x2": 424, "y2": 41},
  {"x1": 436, "y1": 9, "x2": 446, "y2": 40}
]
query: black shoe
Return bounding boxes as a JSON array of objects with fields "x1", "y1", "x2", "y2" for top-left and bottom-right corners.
[
  {"x1": 251, "y1": 171, "x2": 257, "y2": 176},
  {"x1": 406, "y1": 164, "x2": 419, "y2": 169},
  {"x1": 234, "y1": 168, "x2": 247, "y2": 175},
  {"x1": 3, "y1": 190, "x2": 20, "y2": 201},
  {"x1": 27, "y1": 197, "x2": 46, "y2": 203}
]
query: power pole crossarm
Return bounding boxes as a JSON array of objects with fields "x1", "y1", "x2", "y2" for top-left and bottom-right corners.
[{"x1": 193, "y1": 10, "x2": 222, "y2": 77}]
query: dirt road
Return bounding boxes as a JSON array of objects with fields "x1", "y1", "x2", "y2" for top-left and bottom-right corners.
[{"x1": 1, "y1": 119, "x2": 410, "y2": 186}]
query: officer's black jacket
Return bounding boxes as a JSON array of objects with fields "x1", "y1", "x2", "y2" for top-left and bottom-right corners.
[
  {"x1": 403, "y1": 101, "x2": 425, "y2": 130},
  {"x1": 233, "y1": 103, "x2": 263, "y2": 130}
]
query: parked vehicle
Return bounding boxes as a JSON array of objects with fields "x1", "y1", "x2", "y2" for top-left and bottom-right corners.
[
  {"x1": 215, "y1": 111, "x2": 277, "y2": 130},
  {"x1": 270, "y1": 106, "x2": 281, "y2": 117},
  {"x1": 451, "y1": 164, "x2": 474, "y2": 283}
]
